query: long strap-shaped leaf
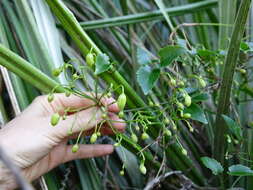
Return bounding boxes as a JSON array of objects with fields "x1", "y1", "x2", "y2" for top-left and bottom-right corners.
[
  {"x1": 0, "y1": 44, "x2": 62, "y2": 93},
  {"x1": 214, "y1": 0, "x2": 252, "y2": 164},
  {"x1": 79, "y1": 0, "x2": 218, "y2": 30}
]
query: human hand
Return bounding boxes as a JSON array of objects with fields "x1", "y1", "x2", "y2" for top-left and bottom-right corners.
[{"x1": 0, "y1": 93, "x2": 125, "y2": 189}]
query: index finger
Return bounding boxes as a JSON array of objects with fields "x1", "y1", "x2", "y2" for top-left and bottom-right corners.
[{"x1": 31, "y1": 93, "x2": 119, "y2": 116}]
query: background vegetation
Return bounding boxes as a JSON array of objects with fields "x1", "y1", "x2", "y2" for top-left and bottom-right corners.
[{"x1": 0, "y1": 0, "x2": 253, "y2": 189}]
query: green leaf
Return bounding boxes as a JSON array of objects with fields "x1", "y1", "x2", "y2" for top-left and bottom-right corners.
[
  {"x1": 137, "y1": 66, "x2": 160, "y2": 95},
  {"x1": 201, "y1": 157, "x2": 224, "y2": 175},
  {"x1": 192, "y1": 93, "x2": 209, "y2": 103},
  {"x1": 197, "y1": 49, "x2": 217, "y2": 61},
  {"x1": 184, "y1": 103, "x2": 208, "y2": 124},
  {"x1": 137, "y1": 47, "x2": 152, "y2": 65},
  {"x1": 228, "y1": 165, "x2": 253, "y2": 176},
  {"x1": 95, "y1": 53, "x2": 110, "y2": 75},
  {"x1": 222, "y1": 115, "x2": 242, "y2": 140},
  {"x1": 158, "y1": 45, "x2": 186, "y2": 67}
]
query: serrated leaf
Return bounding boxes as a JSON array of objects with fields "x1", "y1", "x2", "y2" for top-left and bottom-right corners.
[
  {"x1": 95, "y1": 53, "x2": 110, "y2": 75},
  {"x1": 137, "y1": 47, "x2": 152, "y2": 65},
  {"x1": 228, "y1": 165, "x2": 253, "y2": 176},
  {"x1": 197, "y1": 49, "x2": 217, "y2": 61},
  {"x1": 137, "y1": 66, "x2": 160, "y2": 95},
  {"x1": 184, "y1": 103, "x2": 208, "y2": 124},
  {"x1": 222, "y1": 115, "x2": 242, "y2": 140},
  {"x1": 201, "y1": 157, "x2": 224, "y2": 175},
  {"x1": 159, "y1": 45, "x2": 186, "y2": 67}
]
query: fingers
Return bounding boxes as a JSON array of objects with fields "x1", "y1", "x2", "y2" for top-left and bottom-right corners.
[
  {"x1": 63, "y1": 144, "x2": 114, "y2": 163},
  {"x1": 51, "y1": 106, "x2": 103, "y2": 138},
  {"x1": 65, "y1": 113, "x2": 126, "y2": 139},
  {"x1": 31, "y1": 93, "x2": 119, "y2": 116}
]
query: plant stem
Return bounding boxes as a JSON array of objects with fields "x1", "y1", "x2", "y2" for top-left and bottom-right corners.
[
  {"x1": 214, "y1": 0, "x2": 252, "y2": 167},
  {"x1": 79, "y1": 0, "x2": 218, "y2": 30}
]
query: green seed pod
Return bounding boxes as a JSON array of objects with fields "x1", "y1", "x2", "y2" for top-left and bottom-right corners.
[
  {"x1": 102, "y1": 113, "x2": 107, "y2": 119},
  {"x1": 148, "y1": 100, "x2": 154, "y2": 107},
  {"x1": 51, "y1": 113, "x2": 60, "y2": 126},
  {"x1": 178, "y1": 81, "x2": 185, "y2": 87},
  {"x1": 182, "y1": 148, "x2": 188, "y2": 156},
  {"x1": 117, "y1": 93, "x2": 127, "y2": 111},
  {"x1": 65, "y1": 91, "x2": 71, "y2": 97},
  {"x1": 131, "y1": 133, "x2": 138, "y2": 143},
  {"x1": 90, "y1": 133, "x2": 98, "y2": 143},
  {"x1": 120, "y1": 170, "x2": 125, "y2": 176},
  {"x1": 164, "y1": 118, "x2": 170, "y2": 125},
  {"x1": 183, "y1": 113, "x2": 191, "y2": 119},
  {"x1": 184, "y1": 95, "x2": 191, "y2": 107},
  {"x1": 72, "y1": 144, "x2": 79, "y2": 153},
  {"x1": 114, "y1": 142, "x2": 120, "y2": 147},
  {"x1": 239, "y1": 68, "x2": 246, "y2": 74},
  {"x1": 164, "y1": 129, "x2": 172, "y2": 137},
  {"x1": 198, "y1": 77, "x2": 206, "y2": 88},
  {"x1": 170, "y1": 78, "x2": 176, "y2": 87},
  {"x1": 139, "y1": 163, "x2": 147, "y2": 175},
  {"x1": 118, "y1": 111, "x2": 124, "y2": 119},
  {"x1": 52, "y1": 67, "x2": 62, "y2": 77},
  {"x1": 141, "y1": 132, "x2": 149, "y2": 140},
  {"x1": 107, "y1": 92, "x2": 112, "y2": 98},
  {"x1": 86, "y1": 52, "x2": 95, "y2": 67},
  {"x1": 97, "y1": 132, "x2": 101, "y2": 137},
  {"x1": 177, "y1": 102, "x2": 184, "y2": 110},
  {"x1": 73, "y1": 73, "x2": 79, "y2": 80},
  {"x1": 47, "y1": 94, "x2": 54, "y2": 103}
]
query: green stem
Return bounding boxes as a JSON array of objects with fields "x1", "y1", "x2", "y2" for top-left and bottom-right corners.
[
  {"x1": 0, "y1": 44, "x2": 63, "y2": 93},
  {"x1": 79, "y1": 0, "x2": 218, "y2": 30},
  {"x1": 214, "y1": 0, "x2": 252, "y2": 167}
]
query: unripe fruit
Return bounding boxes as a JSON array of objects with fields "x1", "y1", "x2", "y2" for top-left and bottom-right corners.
[
  {"x1": 184, "y1": 95, "x2": 191, "y2": 107},
  {"x1": 148, "y1": 101, "x2": 154, "y2": 107},
  {"x1": 52, "y1": 67, "x2": 62, "y2": 77},
  {"x1": 51, "y1": 113, "x2": 60, "y2": 126},
  {"x1": 170, "y1": 78, "x2": 176, "y2": 87},
  {"x1": 135, "y1": 126, "x2": 140, "y2": 131},
  {"x1": 164, "y1": 118, "x2": 170, "y2": 125},
  {"x1": 86, "y1": 53, "x2": 95, "y2": 67},
  {"x1": 131, "y1": 133, "x2": 138, "y2": 143},
  {"x1": 102, "y1": 113, "x2": 107, "y2": 119},
  {"x1": 141, "y1": 132, "x2": 149, "y2": 140},
  {"x1": 139, "y1": 163, "x2": 147, "y2": 175},
  {"x1": 182, "y1": 148, "x2": 187, "y2": 156},
  {"x1": 90, "y1": 133, "x2": 98, "y2": 143},
  {"x1": 47, "y1": 94, "x2": 54, "y2": 103},
  {"x1": 118, "y1": 111, "x2": 124, "y2": 119},
  {"x1": 177, "y1": 102, "x2": 184, "y2": 110},
  {"x1": 183, "y1": 113, "x2": 191, "y2": 119},
  {"x1": 239, "y1": 68, "x2": 246, "y2": 74},
  {"x1": 73, "y1": 73, "x2": 79, "y2": 80},
  {"x1": 114, "y1": 142, "x2": 120, "y2": 147},
  {"x1": 72, "y1": 144, "x2": 79, "y2": 153},
  {"x1": 164, "y1": 129, "x2": 172, "y2": 137},
  {"x1": 97, "y1": 132, "x2": 101, "y2": 137},
  {"x1": 198, "y1": 77, "x2": 206, "y2": 88},
  {"x1": 120, "y1": 170, "x2": 125, "y2": 176},
  {"x1": 117, "y1": 93, "x2": 126, "y2": 111},
  {"x1": 178, "y1": 81, "x2": 185, "y2": 87},
  {"x1": 65, "y1": 91, "x2": 71, "y2": 97}
]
